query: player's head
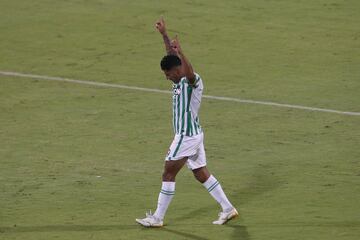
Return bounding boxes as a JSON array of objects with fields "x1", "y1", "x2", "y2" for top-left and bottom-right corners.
[{"x1": 160, "y1": 55, "x2": 182, "y2": 83}]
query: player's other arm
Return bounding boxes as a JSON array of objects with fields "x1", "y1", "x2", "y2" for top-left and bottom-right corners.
[
  {"x1": 171, "y1": 36, "x2": 196, "y2": 84},
  {"x1": 155, "y1": 17, "x2": 177, "y2": 55}
]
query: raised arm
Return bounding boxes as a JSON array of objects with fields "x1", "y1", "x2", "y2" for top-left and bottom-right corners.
[
  {"x1": 155, "y1": 17, "x2": 177, "y2": 55},
  {"x1": 171, "y1": 36, "x2": 196, "y2": 84}
]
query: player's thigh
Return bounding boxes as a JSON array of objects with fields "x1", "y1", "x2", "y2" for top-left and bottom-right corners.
[{"x1": 164, "y1": 157, "x2": 188, "y2": 174}]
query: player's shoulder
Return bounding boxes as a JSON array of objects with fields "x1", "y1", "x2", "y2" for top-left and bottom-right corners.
[
  {"x1": 181, "y1": 72, "x2": 201, "y2": 80},
  {"x1": 194, "y1": 73, "x2": 202, "y2": 82},
  {"x1": 193, "y1": 73, "x2": 203, "y2": 88},
  {"x1": 182, "y1": 73, "x2": 202, "y2": 86},
  {"x1": 194, "y1": 72, "x2": 201, "y2": 78}
]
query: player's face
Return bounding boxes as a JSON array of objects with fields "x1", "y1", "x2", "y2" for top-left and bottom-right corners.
[{"x1": 163, "y1": 66, "x2": 182, "y2": 83}]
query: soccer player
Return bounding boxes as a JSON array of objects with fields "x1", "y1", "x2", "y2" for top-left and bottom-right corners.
[{"x1": 136, "y1": 17, "x2": 238, "y2": 227}]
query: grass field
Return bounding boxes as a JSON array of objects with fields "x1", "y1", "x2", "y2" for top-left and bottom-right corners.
[{"x1": 1, "y1": 0, "x2": 360, "y2": 239}]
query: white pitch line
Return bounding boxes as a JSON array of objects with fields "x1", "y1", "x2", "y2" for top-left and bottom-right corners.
[{"x1": 1, "y1": 70, "x2": 359, "y2": 116}]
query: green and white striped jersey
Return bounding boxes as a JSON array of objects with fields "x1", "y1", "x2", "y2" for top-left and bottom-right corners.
[{"x1": 172, "y1": 73, "x2": 203, "y2": 136}]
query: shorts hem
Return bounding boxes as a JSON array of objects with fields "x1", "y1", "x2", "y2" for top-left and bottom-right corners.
[
  {"x1": 188, "y1": 163, "x2": 207, "y2": 170},
  {"x1": 165, "y1": 155, "x2": 188, "y2": 161}
]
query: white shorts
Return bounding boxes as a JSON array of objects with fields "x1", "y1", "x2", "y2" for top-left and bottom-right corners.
[{"x1": 165, "y1": 132, "x2": 207, "y2": 170}]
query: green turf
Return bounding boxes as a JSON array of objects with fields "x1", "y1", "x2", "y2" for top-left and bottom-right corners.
[{"x1": 1, "y1": 0, "x2": 360, "y2": 239}]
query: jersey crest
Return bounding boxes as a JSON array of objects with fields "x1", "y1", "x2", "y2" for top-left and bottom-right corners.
[{"x1": 172, "y1": 85, "x2": 181, "y2": 96}]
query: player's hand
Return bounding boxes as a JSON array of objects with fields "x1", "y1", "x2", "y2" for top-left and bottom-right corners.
[
  {"x1": 171, "y1": 35, "x2": 182, "y2": 54},
  {"x1": 155, "y1": 16, "x2": 166, "y2": 35}
]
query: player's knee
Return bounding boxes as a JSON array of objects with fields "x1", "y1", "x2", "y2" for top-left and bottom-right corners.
[
  {"x1": 193, "y1": 167, "x2": 210, "y2": 183},
  {"x1": 194, "y1": 174, "x2": 207, "y2": 183},
  {"x1": 162, "y1": 171, "x2": 176, "y2": 181}
]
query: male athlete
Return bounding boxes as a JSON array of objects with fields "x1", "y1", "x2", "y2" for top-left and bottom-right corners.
[{"x1": 136, "y1": 17, "x2": 238, "y2": 227}]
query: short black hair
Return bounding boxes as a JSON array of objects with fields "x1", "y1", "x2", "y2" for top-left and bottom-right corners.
[{"x1": 160, "y1": 55, "x2": 182, "y2": 71}]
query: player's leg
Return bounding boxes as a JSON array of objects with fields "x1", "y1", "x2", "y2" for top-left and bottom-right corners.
[
  {"x1": 135, "y1": 156, "x2": 187, "y2": 227},
  {"x1": 153, "y1": 157, "x2": 188, "y2": 220},
  {"x1": 192, "y1": 166, "x2": 235, "y2": 214},
  {"x1": 136, "y1": 133, "x2": 201, "y2": 227},
  {"x1": 188, "y1": 134, "x2": 238, "y2": 224}
]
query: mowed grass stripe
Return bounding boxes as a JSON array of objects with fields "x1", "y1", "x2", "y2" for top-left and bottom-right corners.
[{"x1": 1, "y1": 70, "x2": 359, "y2": 116}]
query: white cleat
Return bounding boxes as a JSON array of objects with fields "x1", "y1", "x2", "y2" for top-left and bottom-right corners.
[
  {"x1": 212, "y1": 208, "x2": 239, "y2": 225},
  {"x1": 136, "y1": 211, "x2": 163, "y2": 228}
]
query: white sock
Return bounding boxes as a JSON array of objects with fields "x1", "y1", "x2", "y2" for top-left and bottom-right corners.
[
  {"x1": 203, "y1": 175, "x2": 233, "y2": 212},
  {"x1": 153, "y1": 181, "x2": 175, "y2": 220}
]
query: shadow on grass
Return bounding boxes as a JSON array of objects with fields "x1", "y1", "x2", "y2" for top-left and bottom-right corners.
[
  {"x1": 171, "y1": 205, "x2": 214, "y2": 222},
  {"x1": 232, "y1": 163, "x2": 284, "y2": 206},
  {"x1": 167, "y1": 186, "x2": 253, "y2": 240},
  {"x1": 0, "y1": 224, "x2": 137, "y2": 233},
  {"x1": 0, "y1": 224, "x2": 249, "y2": 240},
  {"x1": 160, "y1": 223, "x2": 250, "y2": 240},
  {"x1": 162, "y1": 227, "x2": 211, "y2": 240},
  {"x1": 226, "y1": 224, "x2": 251, "y2": 240},
  {"x1": 165, "y1": 205, "x2": 250, "y2": 240}
]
